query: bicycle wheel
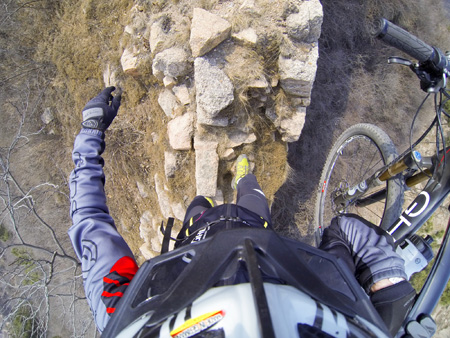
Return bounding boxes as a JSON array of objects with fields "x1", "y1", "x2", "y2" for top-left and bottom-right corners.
[{"x1": 314, "y1": 123, "x2": 404, "y2": 246}]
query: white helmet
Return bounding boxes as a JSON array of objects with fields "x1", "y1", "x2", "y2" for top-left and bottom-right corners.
[{"x1": 102, "y1": 229, "x2": 390, "y2": 337}]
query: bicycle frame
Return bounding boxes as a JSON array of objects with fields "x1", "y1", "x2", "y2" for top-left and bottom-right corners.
[
  {"x1": 403, "y1": 217, "x2": 450, "y2": 336},
  {"x1": 384, "y1": 151, "x2": 450, "y2": 244},
  {"x1": 383, "y1": 150, "x2": 450, "y2": 335}
]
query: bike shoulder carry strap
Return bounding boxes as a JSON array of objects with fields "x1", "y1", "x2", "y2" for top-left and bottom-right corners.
[{"x1": 160, "y1": 217, "x2": 174, "y2": 254}]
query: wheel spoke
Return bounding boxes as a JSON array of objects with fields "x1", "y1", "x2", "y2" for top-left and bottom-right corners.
[{"x1": 315, "y1": 124, "x2": 404, "y2": 247}]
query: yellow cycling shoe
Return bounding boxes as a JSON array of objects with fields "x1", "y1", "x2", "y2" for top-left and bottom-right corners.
[{"x1": 231, "y1": 154, "x2": 250, "y2": 190}]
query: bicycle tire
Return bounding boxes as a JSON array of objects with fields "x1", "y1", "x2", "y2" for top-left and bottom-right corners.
[{"x1": 314, "y1": 123, "x2": 404, "y2": 247}]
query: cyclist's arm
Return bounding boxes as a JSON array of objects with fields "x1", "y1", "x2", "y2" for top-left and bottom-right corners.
[
  {"x1": 68, "y1": 129, "x2": 138, "y2": 333},
  {"x1": 319, "y1": 215, "x2": 415, "y2": 335}
]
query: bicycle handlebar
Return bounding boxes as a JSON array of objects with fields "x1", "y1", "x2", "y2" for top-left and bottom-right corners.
[
  {"x1": 372, "y1": 18, "x2": 448, "y2": 76},
  {"x1": 373, "y1": 18, "x2": 434, "y2": 62}
]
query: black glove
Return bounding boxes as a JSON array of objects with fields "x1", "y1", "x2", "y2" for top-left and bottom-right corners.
[{"x1": 81, "y1": 86, "x2": 122, "y2": 131}]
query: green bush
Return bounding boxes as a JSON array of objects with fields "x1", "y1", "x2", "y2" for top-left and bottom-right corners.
[
  {"x1": 0, "y1": 223, "x2": 11, "y2": 241},
  {"x1": 10, "y1": 305, "x2": 42, "y2": 338},
  {"x1": 410, "y1": 256, "x2": 450, "y2": 306},
  {"x1": 440, "y1": 280, "x2": 450, "y2": 306},
  {"x1": 411, "y1": 217, "x2": 450, "y2": 306},
  {"x1": 11, "y1": 248, "x2": 42, "y2": 285}
]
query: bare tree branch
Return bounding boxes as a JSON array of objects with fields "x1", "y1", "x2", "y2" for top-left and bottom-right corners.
[{"x1": 0, "y1": 73, "x2": 94, "y2": 338}]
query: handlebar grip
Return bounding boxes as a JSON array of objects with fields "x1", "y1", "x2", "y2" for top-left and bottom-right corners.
[{"x1": 372, "y1": 18, "x2": 434, "y2": 62}]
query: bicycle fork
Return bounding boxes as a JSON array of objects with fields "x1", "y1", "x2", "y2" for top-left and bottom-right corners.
[{"x1": 335, "y1": 150, "x2": 433, "y2": 212}]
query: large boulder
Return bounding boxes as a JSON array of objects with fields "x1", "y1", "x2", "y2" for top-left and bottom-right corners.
[
  {"x1": 190, "y1": 8, "x2": 232, "y2": 57},
  {"x1": 286, "y1": 0, "x2": 323, "y2": 43},
  {"x1": 279, "y1": 45, "x2": 319, "y2": 98},
  {"x1": 194, "y1": 57, "x2": 234, "y2": 121},
  {"x1": 279, "y1": 106, "x2": 307, "y2": 143}
]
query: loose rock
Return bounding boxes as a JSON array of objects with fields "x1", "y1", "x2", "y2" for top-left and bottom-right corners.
[
  {"x1": 163, "y1": 76, "x2": 177, "y2": 89},
  {"x1": 190, "y1": 8, "x2": 232, "y2": 57},
  {"x1": 152, "y1": 47, "x2": 190, "y2": 81},
  {"x1": 232, "y1": 28, "x2": 258, "y2": 46},
  {"x1": 154, "y1": 174, "x2": 173, "y2": 219},
  {"x1": 226, "y1": 131, "x2": 257, "y2": 148},
  {"x1": 149, "y1": 16, "x2": 171, "y2": 53},
  {"x1": 158, "y1": 89, "x2": 180, "y2": 118},
  {"x1": 194, "y1": 137, "x2": 219, "y2": 197},
  {"x1": 196, "y1": 107, "x2": 229, "y2": 127},
  {"x1": 120, "y1": 46, "x2": 139, "y2": 75},
  {"x1": 222, "y1": 148, "x2": 236, "y2": 161},
  {"x1": 139, "y1": 243, "x2": 154, "y2": 260},
  {"x1": 172, "y1": 202, "x2": 186, "y2": 221},
  {"x1": 167, "y1": 112, "x2": 194, "y2": 150},
  {"x1": 136, "y1": 181, "x2": 149, "y2": 198},
  {"x1": 41, "y1": 107, "x2": 54, "y2": 125},
  {"x1": 164, "y1": 151, "x2": 179, "y2": 179},
  {"x1": 173, "y1": 84, "x2": 191, "y2": 105}
]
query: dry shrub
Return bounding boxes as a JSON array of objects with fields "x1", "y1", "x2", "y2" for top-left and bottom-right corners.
[
  {"x1": 49, "y1": 0, "x2": 133, "y2": 115},
  {"x1": 225, "y1": 46, "x2": 266, "y2": 92},
  {"x1": 257, "y1": 32, "x2": 282, "y2": 77}
]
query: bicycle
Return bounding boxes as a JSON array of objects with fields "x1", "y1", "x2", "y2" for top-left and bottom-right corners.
[{"x1": 314, "y1": 18, "x2": 450, "y2": 337}]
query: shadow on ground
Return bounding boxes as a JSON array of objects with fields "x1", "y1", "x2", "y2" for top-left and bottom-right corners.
[{"x1": 271, "y1": 0, "x2": 380, "y2": 244}]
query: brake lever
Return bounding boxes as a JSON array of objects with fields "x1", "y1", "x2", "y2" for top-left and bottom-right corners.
[{"x1": 388, "y1": 56, "x2": 413, "y2": 67}]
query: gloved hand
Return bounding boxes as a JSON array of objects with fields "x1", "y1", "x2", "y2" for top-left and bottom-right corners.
[{"x1": 81, "y1": 86, "x2": 122, "y2": 132}]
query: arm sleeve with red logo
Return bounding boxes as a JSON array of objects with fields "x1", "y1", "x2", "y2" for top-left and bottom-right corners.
[{"x1": 68, "y1": 129, "x2": 139, "y2": 333}]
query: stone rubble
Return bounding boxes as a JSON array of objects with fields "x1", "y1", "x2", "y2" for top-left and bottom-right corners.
[
  {"x1": 173, "y1": 84, "x2": 191, "y2": 105},
  {"x1": 41, "y1": 107, "x2": 54, "y2": 125},
  {"x1": 279, "y1": 45, "x2": 319, "y2": 98},
  {"x1": 139, "y1": 210, "x2": 162, "y2": 259},
  {"x1": 114, "y1": 1, "x2": 323, "y2": 257}
]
